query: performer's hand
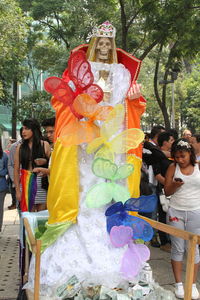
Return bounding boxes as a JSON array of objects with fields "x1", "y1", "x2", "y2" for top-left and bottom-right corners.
[{"x1": 127, "y1": 80, "x2": 142, "y2": 100}]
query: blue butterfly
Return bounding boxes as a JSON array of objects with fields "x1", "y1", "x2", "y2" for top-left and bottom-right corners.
[{"x1": 105, "y1": 194, "x2": 158, "y2": 242}]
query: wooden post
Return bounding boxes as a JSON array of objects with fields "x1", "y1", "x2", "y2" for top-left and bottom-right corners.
[
  {"x1": 23, "y1": 218, "x2": 37, "y2": 253},
  {"x1": 34, "y1": 239, "x2": 42, "y2": 300},
  {"x1": 184, "y1": 235, "x2": 197, "y2": 300},
  {"x1": 23, "y1": 240, "x2": 30, "y2": 284},
  {"x1": 138, "y1": 214, "x2": 200, "y2": 298}
]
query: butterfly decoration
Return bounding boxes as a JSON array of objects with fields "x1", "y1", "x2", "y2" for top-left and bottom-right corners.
[
  {"x1": 86, "y1": 157, "x2": 134, "y2": 208},
  {"x1": 105, "y1": 196, "x2": 157, "y2": 241},
  {"x1": 110, "y1": 225, "x2": 150, "y2": 279},
  {"x1": 58, "y1": 94, "x2": 113, "y2": 147},
  {"x1": 44, "y1": 50, "x2": 103, "y2": 119},
  {"x1": 86, "y1": 104, "x2": 144, "y2": 162}
]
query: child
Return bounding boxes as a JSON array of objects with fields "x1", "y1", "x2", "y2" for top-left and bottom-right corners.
[{"x1": 164, "y1": 138, "x2": 200, "y2": 299}]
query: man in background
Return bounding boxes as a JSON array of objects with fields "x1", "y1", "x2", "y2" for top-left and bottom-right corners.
[
  {"x1": 41, "y1": 117, "x2": 55, "y2": 150},
  {"x1": 182, "y1": 129, "x2": 192, "y2": 142},
  {"x1": 7, "y1": 131, "x2": 22, "y2": 210},
  {"x1": 151, "y1": 131, "x2": 175, "y2": 252},
  {"x1": 142, "y1": 125, "x2": 165, "y2": 247}
]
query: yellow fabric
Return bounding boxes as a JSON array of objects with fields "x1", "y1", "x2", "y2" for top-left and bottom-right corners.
[
  {"x1": 47, "y1": 140, "x2": 79, "y2": 224},
  {"x1": 127, "y1": 154, "x2": 142, "y2": 198}
]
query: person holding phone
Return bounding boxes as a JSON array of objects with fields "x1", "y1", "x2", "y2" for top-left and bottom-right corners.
[{"x1": 164, "y1": 139, "x2": 200, "y2": 299}]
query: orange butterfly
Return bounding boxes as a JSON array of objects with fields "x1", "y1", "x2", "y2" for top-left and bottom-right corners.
[{"x1": 58, "y1": 94, "x2": 113, "y2": 147}]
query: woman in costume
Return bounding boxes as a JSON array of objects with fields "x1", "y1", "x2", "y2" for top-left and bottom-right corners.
[
  {"x1": 25, "y1": 22, "x2": 148, "y2": 297},
  {"x1": 14, "y1": 119, "x2": 51, "y2": 212}
]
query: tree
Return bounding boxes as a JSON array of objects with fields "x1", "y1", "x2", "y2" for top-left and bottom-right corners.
[
  {"x1": 17, "y1": 0, "x2": 200, "y2": 130},
  {"x1": 0, "y1": 0, "x2": 29, "y2": 138},
  {"x1": 180, "y1": 61, "x2": 200, "y2": 132},
  {"x1": 17, "y1": 91, "x2": 55, "y2": 123}
]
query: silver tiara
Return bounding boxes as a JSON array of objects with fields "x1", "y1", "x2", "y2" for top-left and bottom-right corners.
[{"x1": 177, "y1": 140, "x2": 191, "y2": 148}]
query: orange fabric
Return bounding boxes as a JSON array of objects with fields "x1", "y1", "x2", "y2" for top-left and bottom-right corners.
[
  {"x1": 126, "y1": 96, "x2": 146, "y2": 158},
  {"x1": 51, "y1": 96, "x2": 76, "y2": 141},
  {"x1": 126, "y1": 96, "x2": 146, "y2": 198}
]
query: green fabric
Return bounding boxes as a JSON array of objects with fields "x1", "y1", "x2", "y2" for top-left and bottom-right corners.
[
  {"x1": 35, "y1": 219, "x2": 47, "y2": 239},
  {"x1": 40, "y1": 221, "x2": 73, "y2": 253}
]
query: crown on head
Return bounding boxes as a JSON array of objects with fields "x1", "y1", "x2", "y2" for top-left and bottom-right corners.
[{"x1": 92, "y1": 21, "x2": 116, "y2": 38}]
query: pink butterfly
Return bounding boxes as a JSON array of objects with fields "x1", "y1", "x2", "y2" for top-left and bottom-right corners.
[{"x1": 110, "y1": 225, "x2": 150, "y2": 279}]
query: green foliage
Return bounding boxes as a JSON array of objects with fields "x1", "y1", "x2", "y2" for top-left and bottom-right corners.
[
  {"x1": 0, "y1": 0, "x2": 28, "y2": 61},
  {"x1": 32, "y1": 41, "x2": 67, "y2": 75},
  {"x1": 0, "y1": 0, "x2": 29, "y2": 99},
  {"x1": 180, "y1": 63, "x2": 200, "y2": 132},
  {"x1": 4, "y1": 0, "x2": 200, "y2": 132},
  {"x1": 17, "y1": 91, "x2": 55, "y2": 123},
  {"x1": 139, "y1": 57, "x2": 164, "y2": 129}
]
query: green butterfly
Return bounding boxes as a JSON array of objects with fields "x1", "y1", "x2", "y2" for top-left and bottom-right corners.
[{"x1": 86, "y1": 158, "x2": 134, "y2": 208}]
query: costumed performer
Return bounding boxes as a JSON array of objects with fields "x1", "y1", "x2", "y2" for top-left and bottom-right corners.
[{"x1": 25, "y1": 21, "x2": 147, "y2": 297}]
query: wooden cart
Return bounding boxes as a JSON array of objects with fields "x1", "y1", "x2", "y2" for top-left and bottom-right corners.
[{"x1": 23, "y1": 215, "x2": 200, "y2": 300}]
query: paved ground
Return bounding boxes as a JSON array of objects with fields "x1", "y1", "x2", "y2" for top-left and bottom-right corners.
[
  {"x1": 0, "y1": 194, "x2": 20, "y2": 300},
  {"x1": 0, "y1": 194, "x2": 200, "y2": 299}
]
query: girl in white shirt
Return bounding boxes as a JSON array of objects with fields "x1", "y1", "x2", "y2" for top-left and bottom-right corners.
[{"x1": 165, "y1": 139, "x2": 200, "y2": 299}]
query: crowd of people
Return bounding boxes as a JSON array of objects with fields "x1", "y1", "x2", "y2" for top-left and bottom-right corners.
[{"x1": 142, "y1": 126, "x2": 200, "y2": 299}]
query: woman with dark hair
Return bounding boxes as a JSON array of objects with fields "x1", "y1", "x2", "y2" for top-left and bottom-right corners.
[
  {"x1": 14, "y1": 119, "x2": 51, "y2": 211},
  {"x1": 164, "y1": 139, "x2": 200, "y2": 299},
  {"x1": 0, "y1": 138, "x2": 8, "y2": 231}
]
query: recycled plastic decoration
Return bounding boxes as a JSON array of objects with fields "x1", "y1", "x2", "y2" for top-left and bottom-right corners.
[
  {"x1": 20, "y1": 169, "x2": 37, "y2": 212},
  {"x1": 105, "y1": 195, "x2": 157, "y2": 279},
  {"x1": 44, "y1": 50, "x2": 103, "y2": 118},
  {"x1": 86, "y1": 104, "x2": 144, "y2": 161},
  {"x1": 105, "y1": 197, "x2": 157, "y2": 241},
  {"x1": 110, "y1": 225, "x2": 150, "y2": 279},
  {"x1": 86, "y1": 158, "x2": 134, "y2": 208},
  {"x1": 59, "y1": 94, "x2": 113, "y2": 147}
]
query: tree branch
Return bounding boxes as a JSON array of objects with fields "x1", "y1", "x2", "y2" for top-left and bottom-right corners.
[
  {"x1": 154, "y1": 43, "x2": 163, "y2": 109},
  {"x1": 138, "y1": 39, "x2": 159, "y2": 61}
]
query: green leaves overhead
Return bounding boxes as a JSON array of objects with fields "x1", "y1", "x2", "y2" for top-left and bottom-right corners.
[{"x1": 1, "y1": 0, "x2": 200, "y2": 131}]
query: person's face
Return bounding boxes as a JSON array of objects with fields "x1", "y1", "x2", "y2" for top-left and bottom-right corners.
[
  {"x1": 44, "y1": 126, "x2": 54, "y2": 143},
  {"x1": 174, "y1": 150, "x2": 191, "y2": 168},
  {"x1": 165, "y1": 136, "x2": 174, "y2": 151},
  {"x1": 22, "y1": 126, "x2": 33, "y2": 140},
  {"x1": 96, "y1": 37, "x2": 112, "y2": 61},
  {"x1": 190, "y1": 137, "x2": 200, "y2": 154},
  {"x1": 183, "y1": 130, "x2": 192, "y2": 142}
]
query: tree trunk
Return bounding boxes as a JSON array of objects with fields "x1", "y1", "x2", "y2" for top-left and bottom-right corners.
[
  {"x1": 153, "y1": 43, "x2": 171, "y2": 129},
  {"x1": 12, "y1": 81, "x2": 17, "y2": 139},
  {"x1": 161, "y1": 103, "x2": 171, "y2": 129},
  {"x1": 119, "y1": 0, "x2": 128, "y2": 50}
]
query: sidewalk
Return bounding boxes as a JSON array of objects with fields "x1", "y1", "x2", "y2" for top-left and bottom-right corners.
[
  {"x1": 0, "y1": 194, "x2": 20, "y2": 300},
  {"x1": 0, "y1": 194, "x2": 200, "y2": 299}
]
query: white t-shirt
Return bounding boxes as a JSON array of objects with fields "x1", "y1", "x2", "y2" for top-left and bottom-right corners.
[{"x1": 170, "y1": 163, "x2": 200, "y2": 211}]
